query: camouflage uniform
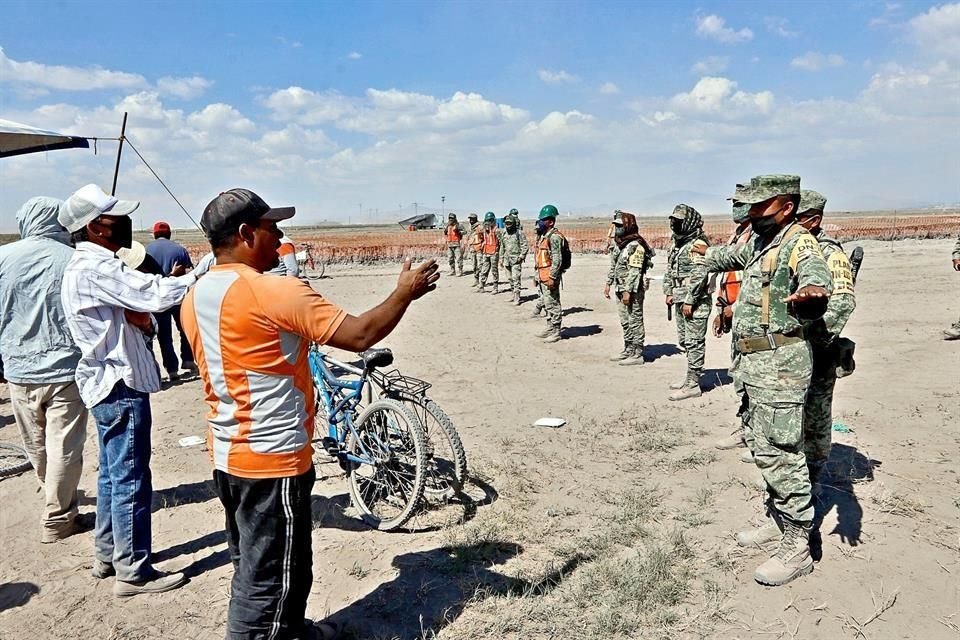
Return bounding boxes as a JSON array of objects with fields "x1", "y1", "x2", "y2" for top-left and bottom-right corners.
[
  {"x1": 537, "y1": 228, "x2": 564, "y2": 332},
  {"x1": 947, "y1": 235, "x2": 960, "y2": 339},
  {"x1": 698, "y1": 178, "x2": 832, "y2": 534},
  {"x1": 478, "y1": 226, "x2": 502, "y2": 292},
  {"x1": 610, "y1": 239, "x2": 648, "y2": 355},
  {"x1": 467, "y1": 221, "x2": 482, "y2": 285},
  {"x1": 500, "y1": 224, "x2": 529, "y2": 299},
  {"x1": 664, "y1": 204, "x2": 712, "y2": 395},
  {"x1": 445, "y1": 220, "x2": 465, "y2": 275}
]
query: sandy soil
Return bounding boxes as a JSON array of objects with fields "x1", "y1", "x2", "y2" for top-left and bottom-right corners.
[{"x1": 0, "y1": 238, "x2": 958, "y2": 640}]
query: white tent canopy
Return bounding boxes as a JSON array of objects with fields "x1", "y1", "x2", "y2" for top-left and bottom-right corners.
[{"x1": 0, "y1": 118, "x2": 90, "y2": 158}]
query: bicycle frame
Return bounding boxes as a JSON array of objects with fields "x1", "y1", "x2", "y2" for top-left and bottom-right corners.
[{"x1": 308, "y1": 345, "x2": 394, "y2": 467}]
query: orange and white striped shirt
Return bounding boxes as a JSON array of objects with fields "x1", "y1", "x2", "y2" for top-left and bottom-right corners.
[{"x1": 181, "y1": 263, "x2": 346, "y2": 479}]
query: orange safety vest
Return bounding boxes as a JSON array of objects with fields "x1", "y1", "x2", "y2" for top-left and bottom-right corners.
[
  {"x1": 536, "y1": 233, "x2": 554, "y2": 281},
  {"x1": 481, "y1": 229, "x2": 499, "y2": 255},
  {"x1": 469, "y1": 226, "x2": 484, "y2": 251},
  {"x1": 446, "y1": 224, "x2": 462, "y2": 243},
  {"x1": 717, "y1": 225, "x2": 751, "y2": 305}
]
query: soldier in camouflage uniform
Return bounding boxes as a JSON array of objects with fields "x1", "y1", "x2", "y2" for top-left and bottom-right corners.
[
  {"x1": 477, "y1": 211, "x2": 502, "y2": 293},
  {"x1": 444, "y1": 213, "x2": 465, "y2": 276},
  {"x1": 466, "y1": 213, "x2": 482, "y2": 287},
  {"x1": 529, "y1": 225, "x2": 546, "y2": 317},
  {"x1": 606, "y1": 211, "x2": 652, "y2": 365},
  {"x1": 796, "y1": 190, "x2": 857, "y2": 483},
  {"x1": 946, "y1": 234, "x2": 960, "y2": 340},
  {"x1": 500, "y1": 212, "x2": 529, "y2": 305},
  {"x1": 663, "y1": 204, "x2": 712, "y2": 400},
  {"x1": 691, "y1": 175, "x2": 833, "y2": 587},
  {"x1": 534, "y1": 205, "x2": 565, "y2": 343}
]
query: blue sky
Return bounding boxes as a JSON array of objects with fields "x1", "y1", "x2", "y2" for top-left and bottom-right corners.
[{"x1": 1, "y1": 0, "x2": 958, "y2": 229}]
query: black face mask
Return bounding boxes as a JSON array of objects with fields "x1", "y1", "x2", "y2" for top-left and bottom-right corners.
[
  {"x1": 110, "y1": 216, "x2": 134, "y2": 249},
  {"x1": 749, "y1": 213, "x2": 781, "y2": 236},
  {"x1": 670, "y1": 219, "x2": 684, "y2": 234},
  {"x1": 614, "y1": 226, "x2": 625, "y2": 237}
]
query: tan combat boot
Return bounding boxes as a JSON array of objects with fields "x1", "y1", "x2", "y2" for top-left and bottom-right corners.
[
  {"x1": 610, "y1": 344, "x2": 632, "y2": 361},
  {"x1": 535, "y1": 326, "x2": 554, "y2": 339},
  {"x1": 619, "y1": 346, "x2": 645, "y2": 366},
  {"x1": 736, "y1": 515, "x2": 783, "y2": 548},
  {"x1": 715, "y1": 429, "x2": 746, "y2": 450},
  {"x1": 754, "y1": 521, "x2": 814, "y2": 586},
  {"x1": 542, "y1": 328, "x2": 563, "y2": 343},
  {"x1": 669, "y1": 371, "x2": 702, "y2": 401},
  {"x1": 513, "y1": 291, "x2": 521, "y2": 306},
  {"x1": 740, "y1": 449, "x2": 755, "y2": 464}
]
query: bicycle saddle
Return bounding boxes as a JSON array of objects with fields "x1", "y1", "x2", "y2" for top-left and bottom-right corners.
[{"x1": 361, "y1": 348, "x2": 394, "y2": 370}]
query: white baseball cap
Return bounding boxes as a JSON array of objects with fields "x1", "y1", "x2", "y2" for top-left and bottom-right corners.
[{"x1": 59, "y1": 183, "x2": 140, "y2": 233}]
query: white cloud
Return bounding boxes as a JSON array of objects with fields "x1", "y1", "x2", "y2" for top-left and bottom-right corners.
[
  {"x1": 262, "y1": 86, "x2": 355, "y2": 124},
  {"x1": 347, "y1": 51, "x2": 363, "y2": 60},
  {"x1": 909, "y1": 3, "x2": 960, "y2": 61},
  {"x1": 695, "y1": 14, "x2": 753, "y2": 44},
  {"x1": 156, "y1": 75, "x2": 213, "y2": 99},
  {"x1": 791, "y1": 52, "x2": 847, "y2": 71},
  {"x1": 599, "y1": 82, "x2": 621, "y2": 95},
  {"x1": 669, "y1": 76, "x2": 774, "y2": 118},
  {"x1": 0, "y1": 46, "x2": 146, "y2": 91},
  {"x1": 869, "y1": 2, "x2": 904, "y2": 28},
  {"x1": 691, "y1": 56, "x2": 729, "y2": 74},
  {"x1": 186, "y1": 103, "x2": 256, "y2": 134},
  {"x1": 537, "y1": 69, "x2": 579, "y2": 85},
  {"x1": 765, "y1": 17, "x2": 799, "y2": 38}
]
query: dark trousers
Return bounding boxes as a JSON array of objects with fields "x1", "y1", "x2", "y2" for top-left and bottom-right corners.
[
  {"x1": 213, "y1": 467, "x2": 315, "y2": 640},
  {"x1": 155, "y1": 305, "x2": 194, "y2": 374}
]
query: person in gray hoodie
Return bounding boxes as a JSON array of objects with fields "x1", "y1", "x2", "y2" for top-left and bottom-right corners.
[{"x1": 0, "y1": 197, "x2": 88, "y2": 543}]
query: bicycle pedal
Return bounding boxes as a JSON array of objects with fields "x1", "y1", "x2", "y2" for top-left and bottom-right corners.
[
  {"x1": 337, "y1": 454, "x2": 358, "y2": 472},
  {"x1": 321, "y1": 437, "x2": 339, "y2": 455}
]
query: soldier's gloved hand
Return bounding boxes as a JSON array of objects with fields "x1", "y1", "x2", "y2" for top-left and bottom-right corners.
[
  {"x1": 603, "y1": 284, "x2": 611, "y2": 299},
  {"x1": 953, "y1": 258, "x2": 960, "y2": 271}
]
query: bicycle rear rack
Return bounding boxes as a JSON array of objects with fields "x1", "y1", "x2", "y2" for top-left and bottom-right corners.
[{"x1": 376, "y1": 369, "x2": 432, "y2": 396}]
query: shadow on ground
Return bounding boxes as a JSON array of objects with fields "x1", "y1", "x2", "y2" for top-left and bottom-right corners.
[
  {"x1": 332, "y1": 541, "x2": 589, "y2": 640},
  {"x1": 152, "y1": 479, "x2": 218, "y2": 512},
  {"x1": 562, "y1": 306, "x2": 592, "y2": 317},
  {"x1": 701, "y1": 368, "x2": 733, "y2": 392},
  {"x1": 0, "y1": 414, "x2": 15, "y2": 429},
  {"x1": 643, "y1": 343, "x2": 683, "y2": 362},
  {"x1": 811, "y1": 443, "x2": 879, "y2": 559},
  {"x1": 0, "y1": 582, "x2": 39, "y2": 612},
  {"x1": 563, "y1": 324, "x2": 602, "y2": 339}
]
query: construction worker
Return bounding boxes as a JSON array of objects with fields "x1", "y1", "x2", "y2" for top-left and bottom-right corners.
[
  {"x1": 605, "y1": 211, "x2": 652, "y2": 365},
  {"x1": 477, "y1": 212, "x2": 502, "y2": 293},
  {"x1": 500, "y1": 212, "x2": 529, "y2": 304},
  {"x1": 691, "y1": 174, "x2": 833, "y2": 587},
  {"x1": 444, "y1": 213, "x2": 464, "y2": 276},
  {"x1": 467, "y1": 213, "x2": 482, "y2": 287},
  {"x1": 534, "y1": 204, "x2": 567, "y2": 343}
]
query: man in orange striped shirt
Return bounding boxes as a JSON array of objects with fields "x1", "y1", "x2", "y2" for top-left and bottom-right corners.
[{"x1": 182, "y1": 188, "x2": 438, "y2": 640}]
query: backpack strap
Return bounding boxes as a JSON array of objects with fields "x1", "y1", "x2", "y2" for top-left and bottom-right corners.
[{"x1": 760, "y1": 223, "x2": 806, "y2": 329}]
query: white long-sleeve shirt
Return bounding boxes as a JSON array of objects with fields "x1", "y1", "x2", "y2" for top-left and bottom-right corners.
[{"x1": 61, "y1": 242, "x2": 199, "y2": 407}]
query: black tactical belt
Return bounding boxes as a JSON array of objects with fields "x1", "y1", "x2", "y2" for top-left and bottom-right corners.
[{"x1": 736, "y1": 333, "x2": 805, "y2": 354}]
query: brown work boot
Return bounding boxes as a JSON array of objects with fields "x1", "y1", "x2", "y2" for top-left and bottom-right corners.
[
  {"x1": 754, "y1": 522, "x2": 814, "y2": 586},
  {"x1": 91, "y1": 559, "x2": 116, "y2": 579},
  {"x1": 715, "y1": 429, "x2": 746, "y2": 450}
]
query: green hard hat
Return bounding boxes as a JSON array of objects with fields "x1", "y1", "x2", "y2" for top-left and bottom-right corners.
[
  {"x1": 484, "y1": 211, "x2": 496, "y2": 223},
  {"x1": 538, "y1": 204, "x2": 558, "y2": 220}
]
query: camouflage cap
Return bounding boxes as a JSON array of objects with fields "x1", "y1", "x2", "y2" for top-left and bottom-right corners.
[
  {"x1": 733, "y1": 174, "x2": 801, "y2": 204},
  {"x1": 448, "y1": 212, "x2": 457, "y2": 219},
  {"x1": 468, "y1": 212, "x2": 478, "y2": 220},
  {"x1": 669, "y1": 203, "x2": 697, "y2": 220},
  {"x1": 798, "y1": 189, "x2": 827, "y2": 216},
  {"x1": 612, "y1": 210, "x2": 624, "y2": 225},
  {"x1": 726, "y1": 182, "x2": 750, "y2": 202}
]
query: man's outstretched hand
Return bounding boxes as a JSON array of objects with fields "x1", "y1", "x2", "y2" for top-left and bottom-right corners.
[
  {"x1": 783, "y1": 285, "x2": 829, "y2": 304},
  {"x1": 398, "y1": 259, "x2": 440, "y2": 301}
]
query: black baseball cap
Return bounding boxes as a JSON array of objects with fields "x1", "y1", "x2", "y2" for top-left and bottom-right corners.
[{"x1": 201, "y1": 188, "x2": 295, "y2": 237}]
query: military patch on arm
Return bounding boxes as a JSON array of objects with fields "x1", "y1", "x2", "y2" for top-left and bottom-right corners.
[
  {"x1": 787, "y1": 234, "x2": 823, "y2": 271},
  {"x1": 628, "y1": 245, "x2": 646, "y2": 268},
  {"x1": 827, "y1": 251, "x2": 855, "y2": 294},
  {"x1": 689, "y1": 240, "x2": 708, "y2": 265}
]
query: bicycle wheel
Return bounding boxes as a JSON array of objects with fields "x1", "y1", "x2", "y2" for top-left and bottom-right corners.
[
  {"x1": 0, "y1": 442, "x2": 32, "y2": 479},
  {"x1": 346, "y1": 399, "x2": 426, "y2": 531},
  {"x1": 391, "y1": 394, "x2": 467, "y2": 502}
]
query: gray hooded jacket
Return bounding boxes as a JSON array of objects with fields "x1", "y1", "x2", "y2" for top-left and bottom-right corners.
[{"x1": 0, "y1": 197, "x2": 80, "y2": 383}]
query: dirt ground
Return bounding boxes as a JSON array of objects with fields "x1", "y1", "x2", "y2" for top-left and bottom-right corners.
[{"x1": 0, "y1": 238, "x2": 958, "y2": 640}]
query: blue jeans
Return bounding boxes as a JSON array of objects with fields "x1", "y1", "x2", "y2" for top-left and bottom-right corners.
[
  {"x1": 91, "y1": 381, "x2": 154, "y2": 582},
  {"x1": 155, "y1": 305, "x2": 194, "y2": 374}
]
